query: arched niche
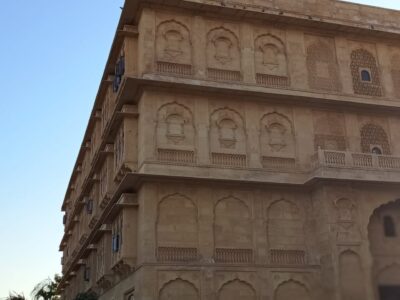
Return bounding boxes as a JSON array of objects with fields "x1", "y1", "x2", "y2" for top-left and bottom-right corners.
[
  {"x1": 339, "y1": 250, "x2": 366, "y2": 300},
  {"x1": 274, "y1": 280, "x2": 310, "y2": 300},
  {"x1": 159, "y1": 278, "x2": 199, "y2": 300},
  {"x1": 207, "y1": 27, "x2": 241, "y2": 71},
  {"x1": 368, "y1": 200, "x2": 400, "y2": 299},
  {"x1": 218, "y1": 279, "x2": 256, "y2": 300},
  {"x1": 156, "y1": 194, "x2": 198, "y2": 261},
  {"x1": 209, "y1": 107, "x2": 247, "y2": 167},
  {"x1": 254, "y1": 34, "x2": 288, "y2": 77},
  {"x1": 260, "y1": 112, "x2": 295, "y2": 159},
  {"x1": 156, "y1": 20, "x2": 192, "y2": 65}
]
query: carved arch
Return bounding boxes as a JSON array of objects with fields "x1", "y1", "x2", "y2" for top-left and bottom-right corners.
[
  {"x1": 207, "y1": 27, "x2": 241, "y2": 71},
  {"x1": 159, "y1": 278, "x2": 199, "y2": 300},
  {"x1": 260, "y1": 112, "x2": 295, "y2": 160},
  {"x1": 156, "y1": 102, "x2": 195, "y2": 150},
  {"x1": 214, "y1": 196, "x2": 253, "y2": 250},
  {"x1": 267, "y1": 199, "x2": 305, "y2": 251},
  {"x1": 274, "y1": 279, "x2": 310, "y2": 300},
  {"x1": 255, "y1": 34, "x2": 288, "y2": 78},
  {"x1": 339, "y1": 250, "x2": 366, "y2": 300},
  {"x1": 156, "y1": 20, "x2": 192, "y2": 65},
  {"x1": 156, "y1": 193, "x2": 198, "y2": 249},
  {"x1": 209, "y1": 107, "x2": 247, "y2": 155},
  {"x1": 211, "y1": 107, "x2": 245, "y2": 128},
  {"x1": 218, "y1": 278, "x2": 256, "y2": 300}
]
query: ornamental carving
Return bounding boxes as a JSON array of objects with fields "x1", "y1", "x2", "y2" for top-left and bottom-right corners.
[
  {"x1": 260, "y1": 112, "x2": 295, "y2": 158},
  {"x1": 360, "y1": 123, "x2": 390, "y2": 155},
  {"x1": 156, "y1": 102, "x2": 195, "y2": 152},
  {"x1": 156, "y1": 20, "x2": 192, "y2": 66},
  {"x1": 350, "y1": 49, "x2": 382, "y2": 96},
  {"x1": 210, "y1": 107, "x2": 247, "y2": 156},
  {"x1": 334, "y1": 198, "x2": 361, "y2": 245},
  {"x1": 255, "y1": 34, "x2": 288, "y2": 77},
  {"x1": 207, "y1": 27, "x2": 241, "y2": 71}
]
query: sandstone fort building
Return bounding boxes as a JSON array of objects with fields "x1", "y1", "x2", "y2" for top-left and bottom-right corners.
[{"x1": 59, "y1": 0, "x2": 400, "y2": 299}]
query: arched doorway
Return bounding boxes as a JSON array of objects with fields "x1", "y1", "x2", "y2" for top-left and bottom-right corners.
[{"x1": 368, "y1": 200, "x2": 400, "y2": 300}]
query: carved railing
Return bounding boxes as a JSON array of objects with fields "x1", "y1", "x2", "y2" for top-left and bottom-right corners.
[
  {"x1": 157, "y1": 62, "x2": 193, "y2": 76},
  {"x1": 215, "y1": 248, "x2": 253, "y2": 263},
  {"x1": 157, "y1": 247, "x2": 198, "y2": 262},
  {"x1": 157, "y1": 148, "x2": 195, "y2": 164},
  {"x1": 207, "y1": 68, "x2": 241, "y2": 81},
  {"x1": 313, "y1": 149, "x2": 400, "y2": 170},
  {"x1": 262, "y1": 156, "x2": 296, "y2": 169},
  {"x1": 269, "y1": 249, "x2": 306, "y2": 265},
  {"x1": 211, "y1": 153, "x2": 247, "y2": 167},
  {"x1": 256, "y1": 74, "x2": 289, "y2": 88}
]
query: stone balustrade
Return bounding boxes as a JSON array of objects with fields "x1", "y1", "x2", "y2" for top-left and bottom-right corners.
[{"x1": 312, "y1": 148, "x2": 400, "y2": 170}]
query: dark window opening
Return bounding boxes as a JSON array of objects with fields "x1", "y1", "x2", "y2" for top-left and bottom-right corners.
[
  {"x1": 372, "y1": 147, "x2": 383, "y2": 155},
  {"x1": 85, "y1": 199, "x2": 93, "y2": 215},
  {"x1": 83, "y1": 266, "x2": 91, "y2": 282},
  {"x1": 383, "y1": 215, "x2": 396, "y2": 237},
  {"x1": 361, "y1": 69, "x2": 372, "y2": 82},
  {"x1": 379, "y1": 285, "x2": 400, "y2": 300},
  {"x1": 113, "y1": 55, "x2": 125, "y2": 93},
  {"x1": 112, "y1": 234, "x2": 121, "y2": 252}
]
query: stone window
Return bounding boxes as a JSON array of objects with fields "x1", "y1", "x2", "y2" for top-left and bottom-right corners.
[
  {"x1": 360, "y1": 69, "x2": 372, "y2": 82},
  {"x1": 350, "y1": 49, "x2": 382, "y2": 96},
  {"x1": 85, "y1": 198, "x2": 93, "y2": 215},
  {"x1": 112, "y1": 214, "x2": 123, "y2": 253},
  {"x1": 83, "y1": 265, "x2": 91, "y2": 282},
  {"x1": 383, "y1": 215, "x2": 396, "y2": 237}
]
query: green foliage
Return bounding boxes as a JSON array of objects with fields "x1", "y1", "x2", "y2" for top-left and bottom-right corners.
[
  {"x1": 31, "y1": 274, "x2": 61, "y2": 300},
  {"x1": 74, "y1": 292, "x2": 98, "y2": 300}
]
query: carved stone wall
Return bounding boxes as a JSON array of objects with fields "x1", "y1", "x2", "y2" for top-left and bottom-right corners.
[
  {"x1": 209, "y1": 107, "x2": 247, "y2": 167},
  {"x1": 218, "y1": 279, "x2": 256, "y2": 300},
  {"x1": 156, "y1": 19, "x2": 193, "y2": 75},
  {"x1": 254, "y1": 34, "x2": 289, "y2": 88},
  {"x1": 274, "y1": 280, "x2": 310, "y2": 300},
  {"x1": 339, "y1": 250, "x2": 366, "y2": 300},
  {"x1": 267, "y1": 200, "x2": 306, "y2": 264},
  {"x1": 305, "y1": 36, "x2": 340, "y2": 92},
  {"x1": 313, "y1": 110, "x2": 347, "y2": 151},
  {"x1": 391, "y1": 54, "x2": 400, "y2": 97},
  {"x1": 260, "y1": 111, "x2": 295, "y2": 168},
  {"x1": 360, "y1": 123, "x2": 390, "y2": 154},
  {"x1": 156, "y1": 102, "x2": 196, "y2": 163},
  {"x1": 206, "y1": 26, "x2": 241, "y2": 81},
  {"x1": 159, "y1": 278, "x2": 199, "y2": 300},
  {"x1": 214, "y1": 197, "x2": 253, "y2": 263},
  {"x1": 350, "y1": 48, "x2": 382, "y2": 96},
  {"x1": 156, "y1": 194, "x2": 198, "y2": 261}
]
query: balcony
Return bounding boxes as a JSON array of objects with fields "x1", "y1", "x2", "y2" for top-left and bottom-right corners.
[{"x1": 311, "y1": 149, "x2": 400, "y2": 183}]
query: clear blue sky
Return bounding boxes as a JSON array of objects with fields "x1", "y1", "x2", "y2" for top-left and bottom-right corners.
[{"x1": 0, "y1": 0, "x2": 399, "y2": 298}]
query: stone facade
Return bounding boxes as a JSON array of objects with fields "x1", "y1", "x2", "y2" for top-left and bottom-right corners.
[{"x1": 58, "y1": 1, "x2": 400, "y2": 300}]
